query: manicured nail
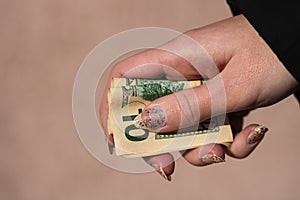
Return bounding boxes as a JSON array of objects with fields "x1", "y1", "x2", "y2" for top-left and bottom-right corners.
[
  {"x1": 201, "y1": 152, "x2": 225, "y2": 164},
  {"x1": 134, "y1": 106, "x2": 167, "y2": 131},
  {"x1": 151, "y1": 164, "x2": 171, "y2": 181},
  {"x1": 247, "y1": 125, "x2": 268, "y2": 144},
  {"x1": 106, "y1": 137, "x2": 114, "y2": 155}
]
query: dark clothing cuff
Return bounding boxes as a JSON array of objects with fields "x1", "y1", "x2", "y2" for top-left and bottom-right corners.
[{"x1": 227, "y1": 0, "x2": 300, "y2": 83}]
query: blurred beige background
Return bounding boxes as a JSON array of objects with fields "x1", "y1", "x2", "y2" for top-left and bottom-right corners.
[{"x1": 0, "y1": 0, "x2": 299, "y2": 200}]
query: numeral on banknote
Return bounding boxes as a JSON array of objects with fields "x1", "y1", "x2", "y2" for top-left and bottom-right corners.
[{"x1": 123, "y1": 108, "x2": 149, "y2": 142}]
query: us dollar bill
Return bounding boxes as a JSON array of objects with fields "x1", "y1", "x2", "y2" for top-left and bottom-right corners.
[
  {"x1": 108, "y1": 78, "x2": 233, "y2": 157},
  {"x1": 111, "y1": 77, "x2": 206, "y2": 87}
]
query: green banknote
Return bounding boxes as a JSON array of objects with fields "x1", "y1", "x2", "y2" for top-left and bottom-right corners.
[{"x1": 108, "y1": 78, "x2": 233, "y2": 157}]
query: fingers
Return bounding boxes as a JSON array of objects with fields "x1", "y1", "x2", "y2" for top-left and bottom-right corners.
[
  {"x1": 143, "y1": 153, "x2": 175, "y2": 181},
  {"x1": 111, "y1": 47, "x2": 202, "y2": 80},
  {"x1": 110, "y1": 50, "x2": 166, "y2": 79},
  {"x1": 183, "y1": 143, "x2": 225, "y2": 166},
  {"x1": 226, "y1": 124, "x2": 268, "y2": 159},
  {"x1": 183, "y1": 123, "x2": 268, "y2": 166},
  {"x1": 144, "y1": 124, "x2": 267, "y2": 178}
]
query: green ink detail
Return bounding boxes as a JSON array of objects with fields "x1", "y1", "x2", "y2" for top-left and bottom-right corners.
[
  {"x1": 124, "y1": 78, "x2": 206, "y2": 86},
  {"x1": 121, "y1": 86, "x2": 134, "y2": 108},
  {"x1": 122, "y1": 115, "x2": 136, "y2": 121},
  {"x1": 135, "y1": 82, "x2": 187, "y2": 101},
  {"x1": 154, "y1": 126, "x2": 220, "y2": 140},
  {"x1": 126, "y1": 78, "x2": 135, "y2": 86},
  {"x1": 138, "y1": 84, "x2": 174, "y2": 101},
  {"x1": 125, "y1": 124, "x2": 149, "y2": 142},
  {"x1": 121, "y1": 79, "x2": 207, "y2": 107}
]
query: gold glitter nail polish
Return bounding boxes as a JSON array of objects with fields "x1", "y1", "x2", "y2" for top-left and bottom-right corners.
[
  {"x1": 247, "y1": 125, "x2": 268, "y2": 144},
  {"x1": 201, "y1": 152, "x2": 225, "y2": 164}
]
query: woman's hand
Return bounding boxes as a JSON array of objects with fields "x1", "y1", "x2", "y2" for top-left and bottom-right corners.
[{"x1": 100, "y1": 15, "x2": 299, "y2": 180}]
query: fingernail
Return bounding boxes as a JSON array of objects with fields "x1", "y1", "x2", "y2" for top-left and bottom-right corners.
[
  {"x1": 106, "y1": 137, "x2": 114, "y2": 155},
  {"x1": 201, "y1": 152, "x2": 225, "y2": 164},
  {"x1": 151, "y1": 164, "x2": 172, "y2": 181},
  {"x1": 134, "y1": 106, "x2": 167, "y2": 131},
  {"x1": 247, "y1": 125, "x2": 268, "y2": 144}
]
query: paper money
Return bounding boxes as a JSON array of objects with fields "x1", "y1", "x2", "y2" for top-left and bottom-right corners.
[
  {"x1": 110, "y1": 77, "x2": 206, "y2": 87},
  {"x1": 108, "y1": 78, "x2": 233, "y2": 157}
]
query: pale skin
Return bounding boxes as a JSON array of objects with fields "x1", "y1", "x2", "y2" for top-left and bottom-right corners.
[{"x1": 100, "y1": 15, "x2": 299, "y2": 178}]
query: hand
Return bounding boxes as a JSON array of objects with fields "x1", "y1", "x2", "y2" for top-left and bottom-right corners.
[{"x1": 100, "y1": 15, "x2": 299, "y2": 180}]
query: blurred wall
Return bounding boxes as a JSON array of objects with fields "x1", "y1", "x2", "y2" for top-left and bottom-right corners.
[{"x1": 0, "y1": 1, "x2": 299, "y2": 200}]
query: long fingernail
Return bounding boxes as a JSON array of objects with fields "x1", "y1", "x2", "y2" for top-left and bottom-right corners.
[
  {"x1": 151, "y1": 164, "x2": 171, "y2": 181},
  {"x1": 106, "y1": 137, "x2": 114, "y2": 155},
  {"x1": 134, "y1": 106, "x2": 167, "y2": 131},
  {"x1": 247, "y1": 125, "x2": 268, "y2": 144},
  {"x1": 201, "y1": 152, "x2": 225, "y2": 164}
]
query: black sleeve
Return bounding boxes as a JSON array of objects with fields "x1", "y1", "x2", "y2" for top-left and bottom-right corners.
[{"x1": 226, "y1": 0, "x2": 300, "y2": 84}]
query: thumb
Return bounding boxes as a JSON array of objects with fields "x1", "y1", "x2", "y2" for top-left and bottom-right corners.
[{"x1": 135, "y1": 76, "x2": 229, "y2": 132}]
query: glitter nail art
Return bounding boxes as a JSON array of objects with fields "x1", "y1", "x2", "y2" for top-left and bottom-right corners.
[
  {"x1": 134, "y1": 106, "x2": 167, "y2": 130},
  {"x1": 201, "y1": 152, "x2": 225, "y2": 164},
  {"x1": 247, "y1": 125, "x2": 268, "y2": 144}
]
